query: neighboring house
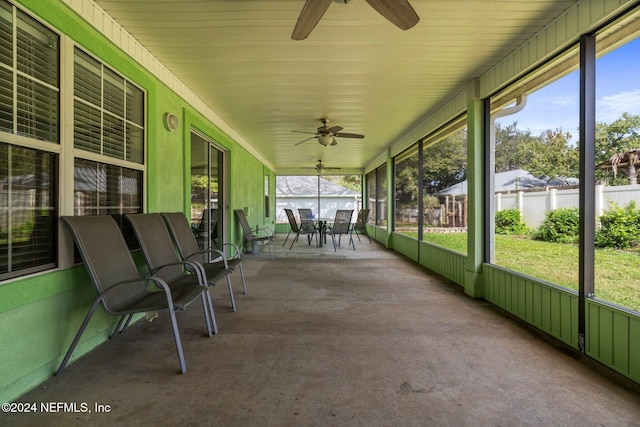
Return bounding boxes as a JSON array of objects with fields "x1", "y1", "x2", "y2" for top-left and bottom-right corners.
[
  {"x1": 276, "y1": 176, "x2": 360, "y2": 223},
  {"x1": 435, "y1": 169, "x2": 579, "y2": 195},
  {"x1": 428, "y1": 170, "x2": 579, "y2": 228}
]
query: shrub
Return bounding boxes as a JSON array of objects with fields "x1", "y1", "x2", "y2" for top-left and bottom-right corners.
[
  {"x1": 595, "y1": 201, "x2": 640, "y2": 249},
  {"x1": 495, "y1": 208, "x2": 528, "y2": 235},
  {"x1": 534, "y1": 208, "x2": 579, "y2": 243}
]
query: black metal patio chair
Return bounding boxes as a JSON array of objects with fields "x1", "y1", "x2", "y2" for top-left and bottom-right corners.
[
  {"x1": 352, "y1": 208, "x2": 372, "y2": 244},
  {"x1": 126, "y1": 213, "x2": 234, "y2": 317},
  {"x1": 283, "y1": 208, "x2": 316, "y2": 249},
  {"x1": 162, "y1": 212, "x2": 246, "y2": 312},
  {"x1": 57, "y1": 215, "x2": 213, "y2": 375},
  {"x1": 327, "y1": 209, "x2": 355, "y2": 251},
  {"x1": 234, "y1": 209, "x2": 276, "y2": 259}
]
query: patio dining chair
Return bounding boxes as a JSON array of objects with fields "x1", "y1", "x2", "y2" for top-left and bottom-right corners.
[
  {"x1": 57, "y1": 215, "x2": 213, "y2": 375},
  {"x1": 234, "y1": 209, "x2": 276, "y2": 259},
  {"x1": 327, "y1": 209, "x2": 355, "y2": 251},
  {"x1": 352, "y1": 208, "x2": 372, "y2": 244},
  {"x1": 162, "y1": 212, "x2": 246, "y2": 311},
  {"x1": 283, "y1": 208, "x2": 316, "y2": 249},
  {"x1": 126, "y1": 213, "x2": 234, "y2": 315}
]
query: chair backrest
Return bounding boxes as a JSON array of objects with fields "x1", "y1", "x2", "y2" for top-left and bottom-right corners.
[
  {"x1": 354, "y1": 209, "x2": 370, "y2": 230},
  {"x1": 332, "y1": 209, "x2": 353, "y2": 234},
  {"x1": 234, "y1": 209, "x2": 254, "y2": 241},
  {"x1": 298, "y1": 208, "x2": 315, "y2": 231},
  {"x1": 356, "y1": 209, "x2": 370, "y2": 224},
  {"x1": 284, "y1": 209, "x2": 300, "y2": 233},
  {"x1": 126, "y1": 213, "x2": 186, "y2": 283},
  {"x1": 61, "y1": 215, "x2": 146, "y2": 313},
  {"x1": 161, "y1": 212, "x2": 205, "y2": 262},
  {"x1": 194, "y1": 208, "x2": 218, "y2": 235},
  {"x1": 298, "y1": 208, "x2": 313, "y2": 220}
]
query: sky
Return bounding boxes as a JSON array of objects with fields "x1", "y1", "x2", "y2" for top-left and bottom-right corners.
[{"x1": 496, "y1": 36, "x2": 640, "y2": 141}]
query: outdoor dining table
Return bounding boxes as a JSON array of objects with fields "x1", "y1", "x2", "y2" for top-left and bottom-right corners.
[{"x1": 304, "y1": 217, "x2": 333, "y2": 248}]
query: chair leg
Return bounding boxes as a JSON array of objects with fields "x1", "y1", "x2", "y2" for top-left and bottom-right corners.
[
  {"x1": 200, "y1": 293, "x2": 213, "y2": 337},
  {"x1": 226, "y1": 275, "x2": 237, "y2": 311},
  {"x1": 205, "y1": 290, "x2": 218, "y2": 334},
  {"x1": 110, "y1": 314, "x2": 128, "y2": 338},
  {"x1": 56, "y1": 297, "x2": 102, "y2": 375},
  {"x1": 120, "y1": 313, "x2": 134, "y2": 334},
  {"x1": 282, "y1": 230, "x2": 292, "y2": 247},
  {"x1": 166, "y1": 307, "x2": 187, "y2": 374},
  {"x1": 290, "y1": 232, "x2": 300, "y2": 249},
  {"x1": 269, "y1": 238, "x2": 276, "y2": 260},
  {"x1": 238, "y1": 263, "x2": 247, "y2": 294}
]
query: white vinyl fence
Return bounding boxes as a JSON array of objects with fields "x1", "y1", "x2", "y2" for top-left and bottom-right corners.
[{"x1": 497, "y1": 184, "x2": 640, "y2": 229}]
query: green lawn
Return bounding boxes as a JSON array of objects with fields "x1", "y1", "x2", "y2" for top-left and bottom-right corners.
[{"x1": 409, "y1": 231, "x2": 640, "y2": 313}]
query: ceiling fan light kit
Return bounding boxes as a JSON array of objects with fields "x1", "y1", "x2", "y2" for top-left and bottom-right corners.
[{"x1": 318, "y1": 135, "x2": 336, "y2": 146}]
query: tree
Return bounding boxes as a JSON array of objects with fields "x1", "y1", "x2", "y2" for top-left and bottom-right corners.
[
  {"x1": 595, "y1": 113, "x2": 640, "y2": 185},
  {"x1": 423, "y1": 128, "x2": 467, "y2": 194},
  {"x1": 495, "y1": 121, "x2": 579, "y2": 183},
  {"x1": 519, "y1": 128, "x2": 579, "y2": 182},
  {"x1": 494, "y1": 121, "x2": 535, "y2": 172}
]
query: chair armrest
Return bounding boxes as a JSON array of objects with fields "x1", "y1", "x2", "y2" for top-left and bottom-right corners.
[
  {"x1": 216, "y1": 242, "x2": 243, "y2": 260},
  {"x1": 147, "y1": 260, "x2": 208, "y2": 284},
  {"x1": 254, "y1": 226, "x2": 274, "y2": 238},
  {"x1": 185, "y1": 248, "x2": 230, "y2": 269}
]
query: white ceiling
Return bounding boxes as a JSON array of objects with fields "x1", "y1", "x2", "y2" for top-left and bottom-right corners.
[{"x1": 93, "y1": 0, "x2": 577, "y2": 173}]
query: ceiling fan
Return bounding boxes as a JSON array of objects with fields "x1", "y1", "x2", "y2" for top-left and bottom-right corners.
[
  {"x1": 314, "y1": 160, "x2": 341, "y2": 175},
  {"x1": 292, "y1": 0, "x2": 419, "y2": 41},
  {"x1": 293, "y1": 118, "x2": 364, "y2": 146}
]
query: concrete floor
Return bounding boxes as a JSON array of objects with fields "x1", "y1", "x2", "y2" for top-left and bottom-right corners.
[{"x1": 4, "y1": 236, "x2": 640, "y2": 426}]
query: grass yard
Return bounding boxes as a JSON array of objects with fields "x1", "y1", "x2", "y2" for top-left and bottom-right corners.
[{"x1": 413, "y1": 231, "x2": 640, "y2": 313}]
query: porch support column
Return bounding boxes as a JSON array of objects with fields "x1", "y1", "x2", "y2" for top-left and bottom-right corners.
[{"x1": 465, "y1": 79, "x2": 485, "y2": 298}]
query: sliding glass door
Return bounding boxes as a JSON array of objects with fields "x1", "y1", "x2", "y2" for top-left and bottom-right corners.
[{"x1": 190, "y1": 131, "x2": 224, "y2": 255}]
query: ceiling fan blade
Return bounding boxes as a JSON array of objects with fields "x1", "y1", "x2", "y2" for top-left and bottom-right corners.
[
  {"x1": 334, "y1": 132, "x2": 365, "y2": 138},
  {"x1": 365, "y1": 0, "x2": 419, "y2": 31},
  {"x1": 294, "y1": 136, "x2": 318, "y2": 146},
  {"x1": 292, "y1": 0, "x2": 333, "y2": 40},
  {"x1": 292, "y1": 130, "x2": 318, "y2": 135},
  {"x1": 325, "y1": 126, "x2": 343, "y2": 134}
]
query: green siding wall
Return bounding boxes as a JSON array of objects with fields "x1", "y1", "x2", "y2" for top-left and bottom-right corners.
[
  {"x1": 586, "y1": 300, "x2": 640, "y2": 384},
  {"x1": 389, "y1": 233, "x2": 419, "y2": 262},
  {"x1": 0, "y1": 0, "x2": 272, "y2": 403},
  {"x1": 483, "y1": 265, "x2": 579, "y2": 349},
  {"x1": 419, "y1": 241, "x2": 466, "y2": 286}
]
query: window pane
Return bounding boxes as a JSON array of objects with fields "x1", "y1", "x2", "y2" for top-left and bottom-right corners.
[
  {"x1": 126, "y1": 123, "x2": 144, "y2": 164},
  {"x1": 102, "y1": 113, "x2": 124, "y2": 159},
  {"x1": 375, "y1": 164, "x2": 387, "y2": 228},
  {"x1": 0, "y1": 143, "x2": 57, "y2": 280},
  {"x1": 74, "y1": 49, "x2": 101, "y2": 106},
  {"x1": 0, "y1": 1, "x2": 12, "y2": 68},
  {"x1": 16, "y1": 10, "x2": 58, "y2": 87},
  {"x1": 421, "y1": 127, "x2": 468, "y2": 253},
  {"x1": 74, "y1": 48, "x2": 145, "y2": 164},
  {"x1": 491, "y1": 58, "x2": 580, "y2": 291},
  {"x1": 74, "y1": 158, "x2": 142, "y2": 249},
  {"x1": 366, "y1": 170, "x2": 376, "y2": 225},
  {"x1": 16, "y1": 74, "x2": 58, "y2": 141},
  {"x1": 0, "y1": 66, "x2": 12, "y2": 132},
  {"x1": 103, "y1": 68, "x2": 124, "y2": 116},
  {"x1": 594, "y1": 34, "x2": 640, "y2": 313},
  {"x1": 394, "y1": 146, "x2": 419, "y2": 236},
  {"x1": 73, "y1": 101, "x2": 101, "y2": 154},
  {"x1": 126, "y1": 83, "x2": 144, "y2": 126}
]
